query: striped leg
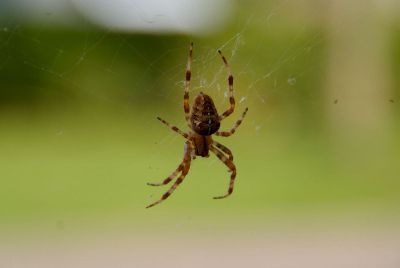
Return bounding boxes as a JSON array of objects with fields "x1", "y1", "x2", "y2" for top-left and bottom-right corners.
[
  {"x1": 147, "y1": 163, "x2": 184, "y2": 186},
  {"x1": 183, "y1": 42, "x2": 193, "y2": 129},
  {"x1": 210, "y1": 146, "x2": 236, "y2": 199},
  {"x1": 157, "y1": 117, "x2": 188, "y2": 139},
  {"x1": 146, "y1": 142, "x2": 192, "y2": 208},
  {"x1": 216, "y1": 107, "x2": 248, "y2": 137},
  {"x1": 212, "y1": 140, "x2": 233, "y2": 161},
  {"x1": 218, "y1": 49, "x2": 235, "y2": 120}
]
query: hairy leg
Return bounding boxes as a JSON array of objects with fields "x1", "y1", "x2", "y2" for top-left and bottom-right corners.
[
  {"x1": 184, "y1": 42, "x2": 193, "y2": 129},
  {"x1": 216, "y1": 107, "x2": 248, "y2": 137},
  {"x1": 147, "y1": 163, "x2": 184, "y2": 186},
  {"x1": 146, "y1": 142, "x2": 193, "y2": 208},
  {"x1": 218, "y1": 49, "x2": 235, "y2": 120},
  {"x1": 210, "y1": 146, "x2": 236, "y2": 199},
  {"x1": 157, "y1": 117, "x2": 188, "y2": 139},
  {"x1": 212, "y1": 140, "x2": 233, "y2": 161}
]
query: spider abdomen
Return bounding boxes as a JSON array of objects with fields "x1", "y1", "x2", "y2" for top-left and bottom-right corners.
[{"x1": 190, "y1": 92, "x2": 220, "y2": 136}]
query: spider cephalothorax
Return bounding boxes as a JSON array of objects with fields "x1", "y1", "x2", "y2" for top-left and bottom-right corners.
[{"x1": 146, "y1": 42, "x2": 248, "y2": 208}]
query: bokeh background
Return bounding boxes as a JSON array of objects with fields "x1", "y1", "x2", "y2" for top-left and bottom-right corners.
[{"x1": 1, "y1": 0, "x2": 400, "y2": 267}]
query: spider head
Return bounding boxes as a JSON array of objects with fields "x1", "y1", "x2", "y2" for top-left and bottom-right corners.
[{"x1": 190, "y1": 92, "x2": 220, "y2": 136}]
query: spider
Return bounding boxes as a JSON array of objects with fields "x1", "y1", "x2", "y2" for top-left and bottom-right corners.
[{"x1": 146, "y1": 42, "x2": 248, "y2": 208}]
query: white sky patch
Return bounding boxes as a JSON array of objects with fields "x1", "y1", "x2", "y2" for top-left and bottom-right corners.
[{"x1": 1, "y1": 0, "x2": 233, "y2": 34}]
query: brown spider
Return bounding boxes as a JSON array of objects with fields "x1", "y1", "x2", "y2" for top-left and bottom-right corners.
[{"x1": 146, "y1": 42, "x2": 248, "y2": 208}]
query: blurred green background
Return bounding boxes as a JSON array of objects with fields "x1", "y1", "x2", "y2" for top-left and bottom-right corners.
[{"x1": 1, "y1": 0, "x2": 400, "y2": 243}]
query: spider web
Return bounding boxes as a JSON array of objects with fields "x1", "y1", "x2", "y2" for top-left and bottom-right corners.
[
  {"x1": 0, "y1": 3, "x2": 323, "y2": 104},
  {"x1": 0, "y1": 0, "x2": 325, "y2": 204}
]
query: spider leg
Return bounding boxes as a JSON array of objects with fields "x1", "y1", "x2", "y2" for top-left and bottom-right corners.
[
  {"x1": 147, "y1": 140, "x2": 193, "y2": 186},
  {"x1": 209, "y1": 146, "x2": 236, "y2": 199},
  {"x1": 146, "y1": 141, "x2": 193, "y2": 208},
  {"x1": 218, "y1": 49, "x2": 235, "y2": 121},
  {"x1": 157, "y1": 117, "x2": 189, "y2": 139},
  {"x1": 147, "y1": 163, "x2": 184, "y2": 186},
  {"x1": 212, "y1": 140, "x2": 233, "y2": 161},
  {"x1": 184, "y1": 42, "x2": 193, "y2": 129},
  {"x1": 216, "y1": 107, "x2": 248, "y2": 137}
]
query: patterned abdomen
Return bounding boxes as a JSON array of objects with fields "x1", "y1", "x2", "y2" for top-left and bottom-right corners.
[{"x1": 190, "y1": 92, "x2": 220, "y2": 136}]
